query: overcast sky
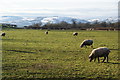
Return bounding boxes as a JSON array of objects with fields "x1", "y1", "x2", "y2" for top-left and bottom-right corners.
[{"x1": 0, "y1": 0, "x2": 119, "y2": 19}]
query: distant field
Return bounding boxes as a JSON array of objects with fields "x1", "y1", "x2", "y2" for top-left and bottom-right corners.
[{"x1": 2, "y1": 29, "x2": 119, "y2": 79}]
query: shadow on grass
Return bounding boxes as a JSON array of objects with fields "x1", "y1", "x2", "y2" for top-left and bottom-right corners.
[
  {"x1": 2, "y1": 39, "x2": 23, "y2": 42},
  {"x1": 92, "y1": 48, "x2": 120, "y2": 51},
  {"x1": 104, "y1": 62, "x2": 120, "y2": 64},
  {"x1": 7, "y1": 50, "x2": 36, "y2": 54},
  {"x1": 2, "y1": 77, "x2": 119, "y2": 80}
]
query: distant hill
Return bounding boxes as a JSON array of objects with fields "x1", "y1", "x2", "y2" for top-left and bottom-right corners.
[{"x1": 0, "y1": 16, "x2": 118, "y2": 27}]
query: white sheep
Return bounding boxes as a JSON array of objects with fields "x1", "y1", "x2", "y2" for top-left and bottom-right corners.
[
  {"x1": 80, "y1": 39, "x2": 93, "y2": 48},
  {"x1": 1, "y1": 32, "x2": 6, "y2": 36},
  {"x1": 73, "y1": 32, "x2": 78, "y2": 36},
  {"x1": 45, "y1": 31, "x2": 48, "y2": 34},
  {"x1": 89, "y1": 47, "x2": 110, "y2": 63}
]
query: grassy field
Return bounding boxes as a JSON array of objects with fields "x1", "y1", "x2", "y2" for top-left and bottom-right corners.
[{"x1": 1, "y1": 29, "x2": 120, "y2": 80}]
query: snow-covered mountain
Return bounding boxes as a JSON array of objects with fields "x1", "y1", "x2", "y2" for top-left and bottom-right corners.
[
  {"x1": 88, "y1": 17, "x2": 118, "y2": 24},
  {"x1": 0, "y1": 16, "x2": 118, "y2": 27},
  {"x1": 103, "y1": 17, "x2": 118, "y2": 23},
  {"x1": 0, "y1": 16, "x2": 45, "y2": 27}
]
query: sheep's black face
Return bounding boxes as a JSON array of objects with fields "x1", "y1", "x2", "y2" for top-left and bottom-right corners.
[
  {"x1": 80, "y1": 44, "x2": 84, "y2": 48},
  {"x1": 89, "y1": 57, "x2": 93, "y2": 62},
  {"x1": 89, "y1": 58, "x2": 93, "y2": 62}
]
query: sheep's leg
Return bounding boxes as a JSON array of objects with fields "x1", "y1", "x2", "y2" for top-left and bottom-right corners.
[
  {"x1": 94, "y1": 58, "x2": 96, "y2": 62},
  {"x1": 98, "y1": 57, "x2": 100, "y2": 63},
  {"x1": 91, "y1": 45, "x2": 93, "y2": 48},
  {"x1": 106, "y1": 56, "x2": 109, "y2": 62},
  {"x1": 102, "y1": 57, "x2": 106, "y2": 63}
]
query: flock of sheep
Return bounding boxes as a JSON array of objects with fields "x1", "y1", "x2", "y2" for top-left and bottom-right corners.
[
  {"x1": 44, "y1": 31, "x2": 111, "y2": 63},
  {"x1": 76, "y1": 32, "x2": 110, "y2": 63},
  {"x1": 1, "y1": 31, "x2": 111, "y2": 63}
]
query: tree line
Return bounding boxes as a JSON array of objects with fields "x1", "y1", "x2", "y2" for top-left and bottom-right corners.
[
  {"x1": 1, "y1": 20, "x2": 119, "y2": 30},
  {"x1": 25, "y1": 20, "x2": 119, "y2": 30}
]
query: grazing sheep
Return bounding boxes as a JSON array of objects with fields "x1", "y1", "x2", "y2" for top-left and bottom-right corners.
[
  {"x1": 89, "y1": 47, "x2": 110, "y2": 63},
  {"x1": 73, "y1": 32, "x2": 78, "y2": 36},
  {"x1": 45, "y1": 31, "x2": 48, "y2": 34},
  {"x1": 80, "y1": 39, "x2": 93, "y2": 48},
  {"x1": 1, "y1": 32, "x2": 6, "y2": 36}
]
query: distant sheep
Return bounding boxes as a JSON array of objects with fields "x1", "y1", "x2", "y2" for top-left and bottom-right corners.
[
  {"x1": 73, "y1": 32, "x2": 78, "y2": 36},
  {"x1": 1, "y1": 32, "x2": 6, "y2": 36},
  {"x1": 89, "y1": 47, "x2": 110, "y2": 63},
  {"x1": 80, "y1": 39, "x2": 93, "y2": 48},
  {"x1": 45, "y1": 31, "x2": 48, "y2": 34}
]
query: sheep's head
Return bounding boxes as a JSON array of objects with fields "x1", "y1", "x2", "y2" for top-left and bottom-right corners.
[
  {"x1": 89, "y1": 55, "x2": 94, "y2": 62},
  {"x1": 89, "y1": 57, "x2": 93, "y2": 62},
  {"x1": 80, "y1": 44, "x2": 84, "y2": 48}
]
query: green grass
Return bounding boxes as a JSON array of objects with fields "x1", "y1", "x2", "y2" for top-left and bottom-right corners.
[{"x1": 2, "y1": 29, "x2": 119, "y2": 79}]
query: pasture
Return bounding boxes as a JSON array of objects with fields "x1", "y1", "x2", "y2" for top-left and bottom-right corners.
[{"x1": 2, "y1": 29, "x2": 119, "y2": 79}]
